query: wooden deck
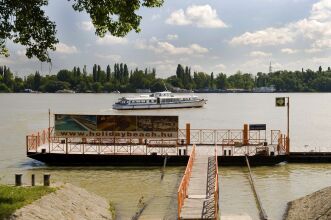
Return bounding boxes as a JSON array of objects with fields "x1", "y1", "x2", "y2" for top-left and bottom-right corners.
[{"x1": 179, "y1": 153, "x2": 218, "y2": 220}]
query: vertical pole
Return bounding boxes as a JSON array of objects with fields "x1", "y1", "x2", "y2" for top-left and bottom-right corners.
[
  {"x1": 287, "y1": 97, "x2": 290, "y2": 154},
  {"x1": 243, "y1": 124, "x2": 249, "y2": 145},
  {"x1": 48, "y1": 109, "x2": 51, "y2": 153},
  {"x1": 31, "y1": 174, "x2": 35, "y2": 186},
  {"x1": 186, "y1": 123, "x2": 190, "y2": 155},
  {"x1": 66, "y1": 138, "x2": 68, "y2": 154},
  {"x1": 26, "y1": 135, "x2": 29, "y2": 154},
  {"x1": 186, "y1": 123, "x2": 190, "y2": 145}
]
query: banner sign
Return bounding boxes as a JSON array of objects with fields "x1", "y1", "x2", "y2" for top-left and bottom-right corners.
[
  {"x1": 54, "y1": 114, "x2": 178, "y2": 138},
  {"x1": 249, "y1": 124, "x2": 266, "y2": 130}
]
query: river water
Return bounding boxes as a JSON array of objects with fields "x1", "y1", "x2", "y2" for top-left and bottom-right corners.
[{"x1": 0, "y1": 93, "x2": 330, "y2": 219}]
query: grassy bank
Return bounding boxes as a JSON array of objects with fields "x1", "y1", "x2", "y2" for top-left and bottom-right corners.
[{"x1": 0, "y1": 185, "x2": 55, "y2": 219}]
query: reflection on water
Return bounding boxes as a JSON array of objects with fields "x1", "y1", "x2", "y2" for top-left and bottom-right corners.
[{"x1": 0, "y1": 93, "x2": 331, "y2": 219}]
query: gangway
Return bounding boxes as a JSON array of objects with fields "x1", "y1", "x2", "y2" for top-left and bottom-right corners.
[{"x1": 178, "y1": 145, "x2": 219, "y2": 220}]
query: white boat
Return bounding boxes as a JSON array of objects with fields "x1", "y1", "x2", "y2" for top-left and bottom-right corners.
[{"x1": 112, "y1": 91, "x2": 207, "y2": 110}]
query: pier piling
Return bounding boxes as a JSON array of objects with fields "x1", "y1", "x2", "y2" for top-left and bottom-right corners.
[
  {"x1": 15, "y1": 174, "x2": 22, "y2": 186},
  {"x1": 31, "y1": 174, "x2": 35, "y2": 186},
  {"x1": 43, "y1": 174, "x2": 50, "y2": 186}
]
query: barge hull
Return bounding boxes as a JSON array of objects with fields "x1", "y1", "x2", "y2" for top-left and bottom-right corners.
[{"x1": 27, "y1": 153, "x2": 287, "y2": 166}]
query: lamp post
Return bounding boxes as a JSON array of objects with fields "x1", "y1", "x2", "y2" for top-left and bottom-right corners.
[
  {"x1": 286, "y1": 97, "x2": 290, "y2": 154},
  {"x1": 276, "y1": 96, "x2": 290, "y2": 154}
]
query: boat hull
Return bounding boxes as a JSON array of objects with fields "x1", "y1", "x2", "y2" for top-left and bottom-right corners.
[{"x1": 113, "y1": 99, "x2": 207, "y2": 110}]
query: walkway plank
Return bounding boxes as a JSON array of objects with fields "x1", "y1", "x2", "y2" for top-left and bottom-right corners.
[{"x1": 180, "y1": 154, "x2": 217, "y2": 220}]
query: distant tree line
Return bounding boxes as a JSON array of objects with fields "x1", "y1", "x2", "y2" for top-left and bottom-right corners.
[{"x1": 0, "y1": 64, "x2": 330, "y2": 93}]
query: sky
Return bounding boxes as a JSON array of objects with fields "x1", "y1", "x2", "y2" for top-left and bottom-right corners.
[{"x1": 2, "y1": 0, "x2": 331, "y2": 78}]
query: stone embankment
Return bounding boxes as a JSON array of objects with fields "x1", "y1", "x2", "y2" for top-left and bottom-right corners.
[
  {"x1": 9, "y1": 183, "x2": 114, "y2": 220},
  {"x1": 284, "y1": 186, "x2": 331, "y2": 220}
]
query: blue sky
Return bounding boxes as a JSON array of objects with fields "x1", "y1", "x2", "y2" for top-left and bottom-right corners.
[{"x1": 2, "y1": 0, "x2": 331, "y2": 78}]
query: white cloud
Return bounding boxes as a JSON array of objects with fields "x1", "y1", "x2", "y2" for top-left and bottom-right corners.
[
  {"x1": 96, "y1": 34, "x2": 128, "y2": 45},
  {"x1": 166, "y1": 9, "x2": 191, "y2": 26},
  {"x1": 55, "y1": 42, "x2": 78, "y2": 54},
  {"x1": 79, "y1": 21, "x2": 94, "y2": 31},
  {"x1": 135, "y1": 38, "x2": 208, "y2": 55},
  {"x1": 167, "y1": 34, "x2": 178, "y2": 40},
  {"x1": 310, "y1": 0, "x2": 331, "y2": 21},
  {"x1": 281, "y1": 48, "x2": 298, "y2": 54},
  {"x1": 305, "y1": 48, "x2": 322, "y2": 53},
  {"x1": 166, "y1": 5, "x2": 227, "y2": 28},
  {"x1": 230, "y1": 0, "x2": 331, "y2": 50},
  {"x1": 192, "y1": 65, "x2": 203, "y2": 71},
  {"x1": 215, "y1": 64, "x2": 226, "y2": 71},
  {"x1": 250, "y1": 51, "x2": 272, "y2": 58},
  {"x1": 312, "y1": 38, "x2": 331, "y2": 48},
  {"x1": 312, "y1": 56, "x2": 331, "y2": 65},
  {"x1": 230, "y1": 27, "x2": 295, "y2": 46},
  {"x1": 95, "y1": 53, "x2": 121, "y2": 62}
]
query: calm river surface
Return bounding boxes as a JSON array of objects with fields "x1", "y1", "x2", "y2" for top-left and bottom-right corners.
[{"x1": 0, "y1": 93, "x2": 331, "y2": 219}]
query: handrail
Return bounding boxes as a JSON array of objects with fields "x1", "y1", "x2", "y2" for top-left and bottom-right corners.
[
  {"x1": 214, "y1": 145, "x2": 219, "y2": 220},
  {"x1": 277, "y1": 133, "x2": 287, "y2": 154},
  {"x1": 177, "y1": 145, "x2": 196, "y2": 220},
  {"x1": 26, "y1": 127, "x2": 54, "y2": 152}
]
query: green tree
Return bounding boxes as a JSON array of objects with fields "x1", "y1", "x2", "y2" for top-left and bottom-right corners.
[
  {"x1": 151, "y1": 79, "x2": 165, "y2": 92},
  {"x1": 0, "y1": 83, "x2": 10, "y2": 92},
  {"x1": 106, "y1": 65, "x2": 111, "y2": 81},
  {"x1": 215, "y1": 73, "x2": 227, "y2": 89},
  {"x1": 33, "y1": 71, "x2": 42, "y2": 91},
  {"x1": 93, "y1": 64, "x2": 97, "y2": 82},
  {"x1": 42, "y1": 80, "x2": 70, "y2": 92},
  {"x1": 0, "y1": 0, "x2": 164, "y2": 61},
  {"x1": 57, "y1": 70, "x2": 73, "y2": 85}
]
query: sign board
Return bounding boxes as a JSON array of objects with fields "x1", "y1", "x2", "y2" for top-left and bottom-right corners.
[
  {"x1": 249, "y1": 124, "x2": 266, "y2": 130},
  {"x1": 275, "y1": 97, "x2": 286, "y2": 107},
  {"x1": 54, "y1": 114, "x2": 178, "y2": 138}
]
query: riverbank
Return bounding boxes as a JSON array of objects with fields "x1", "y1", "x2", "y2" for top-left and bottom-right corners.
[
  {"x1": 284, "y1": 186, "x2": 331, "y2": 220},
  {"x1": 7, "y1": 183, "x2": 114, "y2": 220},
  {"x1": 0, "y1": 184, "x2": 55, "y2": 219}
]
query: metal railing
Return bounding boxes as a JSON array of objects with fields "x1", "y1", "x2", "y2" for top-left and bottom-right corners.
[
  {"x1": 177, "y1": 145, "x2": 196, "y2": 219},
  {"x1": 214, "y1": 145, "x2": 219, "y2": 219},
  {"x1": 178, "y1": 129, "x2": 273, "y2": 146},
  {"x1": 26, "y1": 127, "x2": 53, "y2": 152},
  {"x1": 277, "y1": 134, "x2": 288, "y2": 154},
  {"x1": 26, "y1": 127, "x2": 288, "y2": 156}
]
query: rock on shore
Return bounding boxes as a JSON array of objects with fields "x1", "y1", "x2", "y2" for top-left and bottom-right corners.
[
  {"x1": 9, "y1": 183, "x2": 113, "y2": 220},
  {"x1": 284, "y1": 186, "x2": 331, "y2": 220}
]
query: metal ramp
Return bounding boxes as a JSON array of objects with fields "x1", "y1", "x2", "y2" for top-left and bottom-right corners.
[{"x1": 178, "y1": 145, "x2": 219, "y2": 220}]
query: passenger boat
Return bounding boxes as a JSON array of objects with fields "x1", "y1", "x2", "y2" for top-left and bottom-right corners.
[{"x1": 112, "y1": 91, "x2": 207, "y2": 110}]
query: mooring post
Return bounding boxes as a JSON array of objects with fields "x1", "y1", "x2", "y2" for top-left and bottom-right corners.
[
  {"x1": 31, "y1": 174, "x2": 35, "y2": 186},
  {"x1": 15, "y1": 174, "x2": 22, "y2": 186},
  {"x1": 43, "y1": 174, "x2": 50, "y2": 186},
  {"x1": 243, "y1": 124, "x2": 249, "y2": 145}
]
